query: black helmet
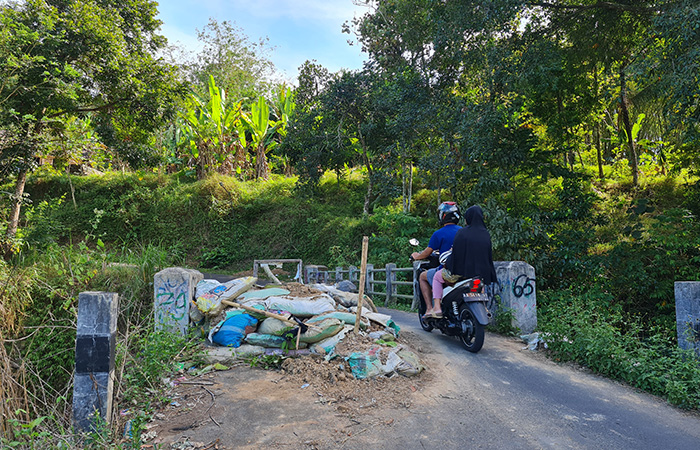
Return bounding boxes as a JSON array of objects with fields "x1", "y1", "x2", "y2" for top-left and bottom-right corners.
[{"x1": 438, "y1": 201, "x2": 461, "y2": 226}]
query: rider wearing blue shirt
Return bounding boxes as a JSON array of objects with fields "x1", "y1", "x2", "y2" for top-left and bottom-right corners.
[{"x1": 410, "y1": 202, "x2": 461, "y2": 315}]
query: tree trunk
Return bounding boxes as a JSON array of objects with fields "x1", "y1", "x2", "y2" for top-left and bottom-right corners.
[
  {"x1": 361, "y1": 146, "x2": 373, "y2": 215},
  {"x1": 401, "y1": 157, "x2": 413, "y2": 214},
  {"x1": 407, "y1": 161, "x2": 412, "y2": 213},
  {"x1": 255, "y1": 145, "x2": 269, "y2": 180},
  {"x1": 593, "y1": 65, "x2": 604, "y2": 180},
  {"x1": 619, "y1": 68, "x2": 638, "y2": 185},
  {"x1": 363, "y1": 174, "x2": 373, "y2": 216},
  {"x1": 4, "y1": 167, "x2": 28, "y2": 257},
  {"x1": 595, "y1": 123, "x2": 604, "y2": 180},
  {"x1": 357, "y1": 127, "x2": 373, "y2": 215}
]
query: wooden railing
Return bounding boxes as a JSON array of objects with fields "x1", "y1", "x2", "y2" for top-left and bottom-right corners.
[{"x1": 304, "y1": 263, "x2": 421, "y2": 308}]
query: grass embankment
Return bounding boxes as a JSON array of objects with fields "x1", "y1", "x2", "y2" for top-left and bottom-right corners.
[{"x1": 1, "y1": 169, "x2": 699, "y2": 447}]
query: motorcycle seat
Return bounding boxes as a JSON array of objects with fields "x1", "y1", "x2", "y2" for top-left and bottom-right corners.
[{"x1": 443, "y1": 277, "x2": 479, "y2": 299}]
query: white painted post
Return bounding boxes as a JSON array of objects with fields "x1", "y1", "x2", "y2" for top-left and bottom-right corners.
[
  {"x1": 335, "y1": 267, "x2": 343, "y2": 283},
  {"x1": 385, "y1": 263, "x2": 397, "y2": 307},
  {"x1": 349, "y1": 265, "x2": 357, "y2": 285},
  {"x1": 494, "y1": 261, "x2": 537, "y2": 334},
  {"x1": 365, "y1": 264, "x2": 374, "y2": 295},
  {"x1": 153, "y1": 267, "x2": 203, "y2": 336},
  {"x1": 675, "y1": 282, "x2": 700, "y2": 358},
  {"x1": 305, "y1": 265, "x2": 318, "y2": 284}
]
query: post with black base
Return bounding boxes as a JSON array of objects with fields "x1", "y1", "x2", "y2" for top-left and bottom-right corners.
[{"x1": 72, "y1": 291, "x2": 119, "y2": 434}]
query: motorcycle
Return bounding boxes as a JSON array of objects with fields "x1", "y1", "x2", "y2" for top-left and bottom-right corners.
[{"x1": 410, "y1": 239, "x2": 492, "y2": 353}]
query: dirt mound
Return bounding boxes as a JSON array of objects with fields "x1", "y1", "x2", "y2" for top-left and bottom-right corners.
[
  {"x1": 143, "y1": 327, "x2": 435, "y2": 449},
  {"x1": 283, "y1": 282, "x2": 324, "y2": 297}
]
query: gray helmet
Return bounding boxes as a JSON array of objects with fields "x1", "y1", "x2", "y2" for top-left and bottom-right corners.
[{"x1": 438, "y1": 201, "x2": 460, "y2": 226}]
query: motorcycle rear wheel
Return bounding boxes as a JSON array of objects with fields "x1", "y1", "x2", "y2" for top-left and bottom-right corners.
[{"x1": 459, "y1": 307, "x2": 485, "y2": 353}]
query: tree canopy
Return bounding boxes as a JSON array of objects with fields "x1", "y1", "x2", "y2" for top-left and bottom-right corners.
[{"x1": 0, "y1": 0, "x2": 185, "y2": 252}]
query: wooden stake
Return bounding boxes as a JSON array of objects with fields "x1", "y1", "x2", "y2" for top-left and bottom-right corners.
[{"x1": 354, "y1": 236, "x2": 369, "y2": 333}]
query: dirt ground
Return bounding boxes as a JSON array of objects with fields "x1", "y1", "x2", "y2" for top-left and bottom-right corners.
[
  {"x1": 134, "y1": 281, "x2": 439, "y2": 449},
  {"x1": 135, "y1": 327, "x2": 439, "y2": 450}
]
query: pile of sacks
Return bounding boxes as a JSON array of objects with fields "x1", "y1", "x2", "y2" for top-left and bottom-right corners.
[{"x1": 190, "y1": 277, "x2": 422, "y2": 379}]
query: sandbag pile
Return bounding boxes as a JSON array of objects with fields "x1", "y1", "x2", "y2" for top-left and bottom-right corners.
[{"x1": 193, "y1": 277, "x2": 422, "y2": 379}]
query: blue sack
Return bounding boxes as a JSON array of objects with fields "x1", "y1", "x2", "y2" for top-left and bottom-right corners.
[{"x1": 211, "y1": 313, "x2": 258, "y2": 348}]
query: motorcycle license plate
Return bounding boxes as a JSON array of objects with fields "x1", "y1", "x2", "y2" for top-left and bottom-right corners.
[{"x1": 463, "y1": 292, "x2": 488, "y2": 302}]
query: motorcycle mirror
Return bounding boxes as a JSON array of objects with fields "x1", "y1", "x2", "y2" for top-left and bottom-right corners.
[{"x1": 409, "y1": 238, "x2": 420, "y2": 246}]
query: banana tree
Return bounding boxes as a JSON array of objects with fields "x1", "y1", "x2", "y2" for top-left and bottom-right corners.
[
  {"x1": 271, "y1": 86, "x2": 296, "y2": 136},
  {"x1": 269, "y1": 86, "x2": 296, "y2": 175},
  {"x1": 242, "y1": 95, "x2": 281, "y2": 180},
  {"x1": 177, "y1": 75, "x2": 243, "y2": 178}
]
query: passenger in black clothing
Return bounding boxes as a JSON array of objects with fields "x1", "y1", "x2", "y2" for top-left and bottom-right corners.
[
  {"x1": 428, "y1": 205, "x2": 497, "y2": 318},
  {"x1": 445, "y1": 204, "x2": 497, "y2": 284}
]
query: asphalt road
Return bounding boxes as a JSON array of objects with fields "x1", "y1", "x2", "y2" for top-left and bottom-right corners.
[{"x1": 381, "y1": 307, "x2": 700, "y2": 450}]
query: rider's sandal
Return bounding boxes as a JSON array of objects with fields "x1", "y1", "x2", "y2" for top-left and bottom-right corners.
[{"x1": 432, "y1": 311, "x2": 443, "y2": 319}]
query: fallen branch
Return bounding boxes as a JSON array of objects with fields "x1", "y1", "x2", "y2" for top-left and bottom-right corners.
[{"x1": 261, "y1": 263, "x2": 281, "y2": 284}]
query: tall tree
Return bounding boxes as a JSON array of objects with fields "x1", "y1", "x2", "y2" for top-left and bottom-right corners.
[
  {"x1": 295, "y1": 60, "x2": 331, "y2": 112},
  {"x1": 0, "y1": 0, "x2": 184, "y2": 256},
  {"x1": 191, "y1": 18, "x2": 276, "y2": 102}
]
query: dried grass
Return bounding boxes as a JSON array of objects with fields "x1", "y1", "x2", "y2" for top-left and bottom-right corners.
[{"x1": 0, "y1": 264, "x2": 31, "y2": 434}]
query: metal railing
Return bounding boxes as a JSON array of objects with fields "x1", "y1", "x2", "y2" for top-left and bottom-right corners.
[{"x1": 304, "y1": 263, "x2": 420, "y2": 308}]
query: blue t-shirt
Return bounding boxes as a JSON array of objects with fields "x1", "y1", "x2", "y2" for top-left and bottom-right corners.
[{"x1": 428, "y1": 224, "x2": 461, "y2": 255}]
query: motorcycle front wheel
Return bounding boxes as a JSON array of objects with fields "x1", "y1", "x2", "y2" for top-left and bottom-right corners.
[
  {"x1": 459, "y1": 307, "x2": 485, "y2": 353},
  {"x1": 417, "y1": 292, "x2": 433, "y2": 332}
]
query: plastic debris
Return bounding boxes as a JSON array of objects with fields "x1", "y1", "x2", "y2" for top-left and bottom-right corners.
[
  {"x1": 311, "y1": 325, "x2": 352, "y2": 356},
  {"x1": 209, "y1": 313, "x2": 258, "y2": 347},
  {"x1": 239, "y1": 288, "x2": 291, "y2": 301},
  {"x1": 346, "y1": 348, "x2": 384, "y2": 379},
  {"x1": 335, "y1": 280, "x2": 356, "y2": 292},
  {"x1": 246, "y1": 333, "x2": 289, "y2": 348},
  {"x1": 196, "y1": 277, "x2": 256, "y2": 317},
  {"x1": 299, "y1": 318, "x2": 344, "y2": 343},
  {"x1": 520, "y1": 332, "x2": 547, "y2": 351},
  {"x1": 187, "y1": 280, "x2": 424, "y2": 381},
  {"x1": 257, "y1": 317, "x2": 295, "y2": 336},
  {"x1": 307, "y1": 311, "x2": 367, "y2": 328},
  {"x1": 265, "y1": 295, "x2": 336, "y2": 317},
  {"x1": 392, "y1": 349, "x2": 423, "y2": 377}
]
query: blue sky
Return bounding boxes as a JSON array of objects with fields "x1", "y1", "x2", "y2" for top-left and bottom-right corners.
[{"x1": 156, "y1": 0, "x2": 371, "y2": 82}]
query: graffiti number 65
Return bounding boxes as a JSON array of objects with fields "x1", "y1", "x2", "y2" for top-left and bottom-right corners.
[{"x1": 513, "y1": 274, "x2": 535, "y2": 298}]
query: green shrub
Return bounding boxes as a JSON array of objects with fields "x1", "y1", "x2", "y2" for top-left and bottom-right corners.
[{"x1": 540, "y1": 287, "x2": 700, "y2": 409}]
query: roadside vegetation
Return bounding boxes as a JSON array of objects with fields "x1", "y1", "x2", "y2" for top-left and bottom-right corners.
[{"x1": 1, "y1": 0, "x2": 700, "y2": 447}]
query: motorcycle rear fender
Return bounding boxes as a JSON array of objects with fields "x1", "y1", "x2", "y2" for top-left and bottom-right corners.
[{"x1": 465, "y1": 301, "x2": 490, "y2": 326}]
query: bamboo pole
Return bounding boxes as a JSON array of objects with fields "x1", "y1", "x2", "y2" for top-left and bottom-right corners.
[{"x1": 354, "y1": 236, "x2": 369, "y2": 333}]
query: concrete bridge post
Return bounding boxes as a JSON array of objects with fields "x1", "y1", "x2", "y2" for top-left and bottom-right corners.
[
  {"x1": 494, "y1": 261, "x2": 537, "y2": 334},
  {"x1": 72, "y1": 291, "x2": 118, "y2": 433},
  {"x1": 675, "y1": 282, "x2": 700, "y2": 358},
  {"x1": 153, "y1": 267, "x2": 202, "y2": 336}
]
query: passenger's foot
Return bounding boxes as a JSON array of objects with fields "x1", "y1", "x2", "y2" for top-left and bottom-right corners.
[{"x1": 432, "y1": 310, "x2": 443, "y2": 319}]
